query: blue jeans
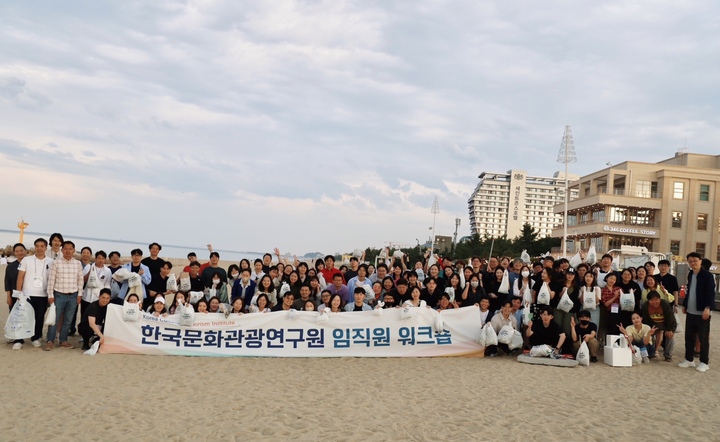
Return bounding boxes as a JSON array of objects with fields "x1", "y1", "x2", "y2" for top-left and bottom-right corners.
[
  {"x1": 631, "y1": 339, "x2": 656, "y2": 358},
  {"x1": 47, "y1": 292, "x2": 78, "y2": 344}
]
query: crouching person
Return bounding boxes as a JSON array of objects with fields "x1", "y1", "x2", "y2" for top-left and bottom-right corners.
[
  {"x1": 78, "y1": 288, "x2": 112, "y2": 351},
  {"x1": 527, "y1": 306, "x2": 566, "y2": 356},
  {"x1": 641, "y1": 290, "x2": 677, "y2": 362},
  {"x1": 487, "y1": 300, "x2": 518, "y2": 356},
  {"x1": 571, "y1": 310, "x2": 600, "y2": 363}
]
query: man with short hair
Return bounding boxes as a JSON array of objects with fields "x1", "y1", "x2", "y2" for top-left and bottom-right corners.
[
  {"x1": 345, "y1": 287, "x2": 372, "y2": 311},
  {"x1": 644, "y1": 261, "x2": 656, "y2": 276},
  {"x1": 142, "y1": 242, "x2": 166, "y2": 288},
  {"x1": 187, "y1": 261, "x2": 205, "y2": 292},
  {"x1": 595, "y1": 254, "x2": 615, "y2": 289},
  {"x1": 488, "y1": 300, "x2": 518, "y2": 356},
  {"x1": 148, "y1": 261, "x2": 174, "y2": 299},
  {"x1": 389, "y1": 279, "x2": 410, "y2": 305},
  {"x1": 80, "y1": 247, "x2": 93, "y2": 268},
  {"x1": 272, "y1": 291, "x2": 295, "y2": 311},
  {"x1": 369, "y1": 263, "x2": 389, "y2": 284},
  {"x1": 678, "y1": 252, "x2": 714, "y2": 372},
  {"x1": 45, "y1": 241, "x2": 84, "y2": 351},
  {"x1": 320, "y1": 255, "x2": 343, "y2": 285},
  {"x1": 78, "y1": 288, "x2": 112, "y2": 351},
  {"x1": 201, "y1": 252, "x2": 227, "y2": 287},
  {"x1": 117, "y1": 249, "x2": 152, "y2": 305},
  {"x1": 183, "y1": 252, "x2": 209, "y2": 273},
  {"x1": 5, "y1": 243, "x2": 26, "y2": 313},
  {"x1": 642, "y1": 291, "x2": 677, "y2": 362},
  {"x1": 655, "y1": 259, "x2": 679, "y2": 309},
  {"x1": 345, "y1": 257, "x2": 360, "y2": 281},
  {"x1": 262, "y1": 253, "x2": 273, "y2": 273},
  {"x1": 571, "y1": 310, "x2": 600, "y2": 363},
  {"x1": 346, "y1": 264, "x2": 372, "y2": 303},
  {"x1": 81, "y1": 251, "x2": 112, "y2": 319},
  {"x1": 107, "y1": 251, "x2": 122, "y2": 297},
  {"x1": 526, "y1": 306, "x2": 566, "y2": 354},
  {"x1": 292, "y1": 285, "x2": 313, "y2": 310},
  {"x1": 326, "y1": 273, "x2": 350, "y2": 304},
  {"x1": 15, "y1": 239, "x2": 50, "y2": 349}
]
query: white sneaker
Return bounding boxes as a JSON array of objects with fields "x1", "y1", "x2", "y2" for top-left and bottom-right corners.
[
  {"x1": 678, "y1": 360, "x2": 696, "y2": 368},
  {"x1": 696, "y1": 363, "x2": 710, "y2": 373},
  {"x1": 12, "y1": 342, "x2": 22, "y2": 350},
  {"x1": 31, "y1": 340, "x2": 41, "y2": 348}
]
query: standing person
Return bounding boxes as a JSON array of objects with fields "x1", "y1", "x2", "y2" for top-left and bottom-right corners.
[
  {"x1": 107, "y1": 251, "x2": 123, "y2": 297},
  {"x1": 142, "y1": 242, "x2": 166, "y2": 292},
  {"x1": 48, "y1": 233, "x2": 64, "y2": 260},
  {"x1": 201, "y1": 252, "x2": 227, "y2": 287},
  {"x1": 81, "y1": 251, "x2": 112, "y2": 320},
  {"x1": 45, "y1": 241, "x2": 84, "y2": 351},
  {"x1": 118, "y1": 249, "x2": 152, "y2": 305},
  {"x1": 678, "y1": 252, "x2": 715, "y2": 373},
  {"x1": 16, "y1": 241, "x2": 48, "y2": 349},
  {"x1": 5, "y1": 243, "x2": 27, "y2": 312},
  {"x1": 655, "y1": 259, "x2": 680, "y2": 310}
]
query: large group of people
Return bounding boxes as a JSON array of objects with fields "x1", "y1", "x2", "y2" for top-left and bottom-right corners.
[{"x1": 3, "y1": 235, "x2": 715, "y2": 372}]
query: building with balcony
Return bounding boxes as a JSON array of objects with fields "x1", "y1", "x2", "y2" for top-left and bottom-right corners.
[
  {"x1": 468, "y1": 170, "x2": 579, "y2": 239},
  {"x1": 552, "y1": 152, "x2": 720, "y2": 263}
]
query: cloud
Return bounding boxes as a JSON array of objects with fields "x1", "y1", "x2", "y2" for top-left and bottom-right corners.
[{"x1": 0, "y1": 0, "x2": 718, "y2": 254}]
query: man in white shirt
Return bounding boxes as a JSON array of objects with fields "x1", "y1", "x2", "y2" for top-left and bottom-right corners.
[
  {"x1": 16, "y1": 238, "x2": 52, "y2": 349},
  {"x1": 82, "y1": 251, "x2": 112, "y2": 319}
]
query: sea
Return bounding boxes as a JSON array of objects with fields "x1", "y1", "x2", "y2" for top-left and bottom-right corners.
[{"x1": 0, "y1": 229, "x2": 266, "y2": 262}]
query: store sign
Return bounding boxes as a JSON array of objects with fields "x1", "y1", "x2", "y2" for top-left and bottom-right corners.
[
  {"x1": 512, "y1": 173, "x2": 523, "y2": 221},
  {"x1": 603, "y1": 226, "x2": 657, "y2": 236}
]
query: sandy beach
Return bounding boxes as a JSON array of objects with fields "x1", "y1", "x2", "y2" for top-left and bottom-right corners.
[{"x1": 1, "y1": 298, "x2": 719, "y2": 441}]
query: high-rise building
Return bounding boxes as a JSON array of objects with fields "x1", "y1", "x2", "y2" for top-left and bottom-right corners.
[
  {"x1": 551, "y1": 152, "x2": 720, "y2": 263},
  {"x1": 468, "y1": 170, "x2": 579, "y2": 239}
]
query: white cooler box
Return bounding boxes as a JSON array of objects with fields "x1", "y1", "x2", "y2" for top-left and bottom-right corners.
[{"x1": 604, "y1": 334, "x2": 632, "y2": 367}]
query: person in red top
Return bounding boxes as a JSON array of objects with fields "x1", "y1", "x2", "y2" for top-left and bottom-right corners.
[
  {"x1": 320, "y1": 255, "x2": 344, "y2": 285},
  {"x1": 182, "y1": 247, "x2": 212, "y2": 273}
]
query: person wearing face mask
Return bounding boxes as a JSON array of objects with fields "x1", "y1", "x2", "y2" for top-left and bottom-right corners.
[
  {"x1": 460, "y1": 273, "x2": 485, "y2": 307},
  {"x1": 206, "y1": 270, "x2": 228, "y2": 304},
  {"x1": 513, "y1": 266, "x2": 533, "y2": 300},
  {"x1": 571, "y1": 310, "x2": 600, "y2": 363},
  {"x1": 231, "y1": 268, "x2": 256, "y2": 307},
  {"x1": 227, "y1": 264, "x2": 241, "y2": 287}
]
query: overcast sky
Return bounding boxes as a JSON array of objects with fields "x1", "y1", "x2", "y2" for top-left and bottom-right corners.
[{"x1": 1, "y1": 1, "x2": 718, "y2": 256}]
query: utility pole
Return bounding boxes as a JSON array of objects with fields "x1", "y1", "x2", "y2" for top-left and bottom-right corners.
[
  {"x1": 430, "y1": 196, "x2": 439, "y2": 254},
  {"x1": 452, "y1": 217, "x2": 460, "y2": 255},
  {"x1": 557, "y1": 125, "x2": 577, "y2": 258}
]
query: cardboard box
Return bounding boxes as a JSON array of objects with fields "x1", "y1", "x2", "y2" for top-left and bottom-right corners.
[{"x1": 604, "y1": 346, "x2": 632, "y2": 367}]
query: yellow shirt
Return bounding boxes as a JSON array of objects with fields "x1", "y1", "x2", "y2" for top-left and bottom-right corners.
[{"x1": 625, "y1": 324, "x2": 650, "y2": 342}]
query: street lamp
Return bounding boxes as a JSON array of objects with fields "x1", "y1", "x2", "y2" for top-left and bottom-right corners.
[
  {"x1": 430, "y1": 196, "x2": 439, "y2": 253},
  {"x1": 557, "y1": 125, "x2": 577, "y2": 258}
]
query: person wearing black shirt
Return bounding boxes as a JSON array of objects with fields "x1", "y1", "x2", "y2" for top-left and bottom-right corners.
[
  {"x1": 79, "y1": 288, "x2": 112, "y2": 350},
  {"x1": 187, "y1": 262, "x2": 205, "y2": 292},
  {"x1": 201, "y1": 252, "x2": 227, "y2": 287},
  {"x1": 141, "y1": 243, "x2": 165, "y2": 288},
  {"x1": 571, "y1": 310, "x2": 600, "y2": 362},
  {"x1": 655, "y1": 259, "x2": 679, "y2": 308},
  {"x1": 460, "y1": 274, "x2": 485, "y2": 307},
  {"x1": 527, "y1": 306, "x2": 566, "y2": 352},
  {"x1": 4, "y1": 243, "x2": 26, "y2": 313},
  {"x1": 272, "y1": 292, "x2": 295, "y2": 311},
  {"x1": 421, "y1": 277, "x2": 441, "y2": 308}
]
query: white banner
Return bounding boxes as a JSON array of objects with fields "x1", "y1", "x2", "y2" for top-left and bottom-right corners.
[{"x1": 100, "y1": 304, "x2": 484, "y2": 357}]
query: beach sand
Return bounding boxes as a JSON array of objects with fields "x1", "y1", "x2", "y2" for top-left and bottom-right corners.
[{"x1": 2, "y1": 304, "x2": 719, "y2": 442}]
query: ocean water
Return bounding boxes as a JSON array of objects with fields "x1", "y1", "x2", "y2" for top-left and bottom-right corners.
[{"x1": 0, "y1": 229, "x2": 265, "y2": 262}]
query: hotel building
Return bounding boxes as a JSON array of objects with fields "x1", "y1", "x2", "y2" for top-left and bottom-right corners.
[
  {"x1": 551, "y1": 152, "x2": 720, "y2": 264},
  {"x1": 468, "y1": 170, "x2": 579, "y2": 238}
]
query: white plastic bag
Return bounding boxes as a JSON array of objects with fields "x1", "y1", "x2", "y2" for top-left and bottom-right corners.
[
  {"x1": 167, "y1": 273, "x2": 178, "y2": 292},
  {"x1": 179, "y1": 277, "x2": 191, "y2": 292},
  {"x1": 582, "y1": 288, "x2": 597, "y2": 310},
  {"x1": 557, "y1": 290, "x2": 574, "y2": 313},
  {"x1": 179, "y1": 303, "x2": 194, "y2": 326},
  {"x1": 44, "y1": 303, "x2": 57, "y2": 326},
  {"x1": 497, "y1": 324, "x2": 514, "y2": 344},
  {"x1": 393, "y1": 250, "x2": 404, "y2": 259},
  {"x1": 84, "y1": 340, "x2": 100, "y2": 356},
  {"x1": 611, "y1": 254, "x2": 620, "y2": 271},
  {"x1": 188, "y1": 291, "x2": 204, "y2": 304},
  {"x1": 477, "y1": 324, "x2": 487, "y2": 347},
  {"x1": 444, "y1": 287, "x2": 455, "y2": 303},
  {"x1": 576, "y1": 341, "x2": 590, "y2": 366},
  {"x1": 373, "y1": 301, "x2": 384, "y2": 316},
  {"x1": 288, "y1": 308, "x2": 299, "y2": 320},
  {"x1": 537, "y1": 282, "x2": 551, "y2": 305},
  {"x1": 128, "y1": 272, "x2": 142, "y2": 288},
  {"x1": 400, "y1": 305, "x2": 415, "y2": 320},
  {"x1": 4, "y1": 292, "x2": 35, "y2": 340},
  {"x1": 434, "y1": 311, "x2": 444, "y2": 333},
  {"x1": 569, "y1": 252, "x2": 582, "y2": 269},
  {"x1": 522, "y1": 304, "x2": 531, "y2": 326},
  {"x1": 632, "y1": 345, "x2": 642, "y2": 365},
  {"x1": 87, "y1": 266, "x2": 100, "y2": 289},
  {"x1": 279, "y1": 282, "x2": 291, "y2": 298},
  {"x1": 122, "y1": 301, "x2": 141, "y2": 322},
  {"x1": 529, "y1": 344, "x2": 554, "y2": 357},
  {"x1": 586, "y1": 245, "x2": 597, "y2": 265},
  {"x1": 509, "y1": 330, "x2": 524, "y2": 350},
  {"x1": 620, "y1": 290, "x2": 635, "y2": 312},
  {"x1": 112, "y1": 268, "x2": 131, "y2": 282},
  {"x1": 674, "y1": 313, "x2": 683, "y2": 333},
  {"x1": 522, "y1": 286, "x2": 533, "y2": 305},
  {"x1": 498, "y1": 270, "x2": 510, "y2": 294},
  {"x1": 317, "y1": 308, "x2": 330, "y2": 323},
  {"x1": 521, "y1": 249, "x2": 530, "y2": 263},
  {"x1": 484, "y1": 323, "x2": 499, "y2": 346}
]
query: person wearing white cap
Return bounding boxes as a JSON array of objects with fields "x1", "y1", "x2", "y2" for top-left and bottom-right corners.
[{"x1": 147, "y1": 295, "x2": 168, "y2": 317}]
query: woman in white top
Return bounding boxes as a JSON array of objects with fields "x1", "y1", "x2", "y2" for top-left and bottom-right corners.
[
  {"x1": 580, "y1": 271, "x2": 602, "y2": 331},
  {"x1": 249, "y1": 294, "x2": 271, "y2": 313},
  {"x1": 251, "y1": 275, "x2": 277, "y2": 308}
]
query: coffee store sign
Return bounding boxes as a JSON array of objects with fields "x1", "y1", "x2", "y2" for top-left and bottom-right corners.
[{"x1": 603, "y1": 226, "x2": 657, "y2": 236}]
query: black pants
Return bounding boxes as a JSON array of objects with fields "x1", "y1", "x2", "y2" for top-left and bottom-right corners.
[
  {"x1": 685, "y1": 313, "x2": 711, "y2": 364},
  {"x1": 28, "y1": 297, "x2": 49, "y2": 342},
  {"x1": 78, "y1": 322, "x2": 102, "y2": 348}
]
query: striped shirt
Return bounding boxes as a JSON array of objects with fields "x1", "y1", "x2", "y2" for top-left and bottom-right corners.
[{"x1": 47, "y1": 256, "x2": 84, "y2": 298}]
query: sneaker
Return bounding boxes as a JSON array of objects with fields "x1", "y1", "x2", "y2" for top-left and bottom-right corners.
[
  {"x1": 678, "y1": 360, "x2": 696, "y2": 368},
  {"x1": 642, "y1": 356, "x2": 650, "y2": 364},
  {"x1": 590, "y1": 356, "x2": 598, "y2": 363},
  {"x1": 664, "y1": 356, "x2": 673, "y2": 362},
  {"x1": 696, "y1": 363, "x2": 710, "y2": 373},
  {"x1": 31, "y1": 340, "x2": 41, "y2": 348},
  {"x1": 12, "y1": 342, "x2": 22, "y2": 350}
]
